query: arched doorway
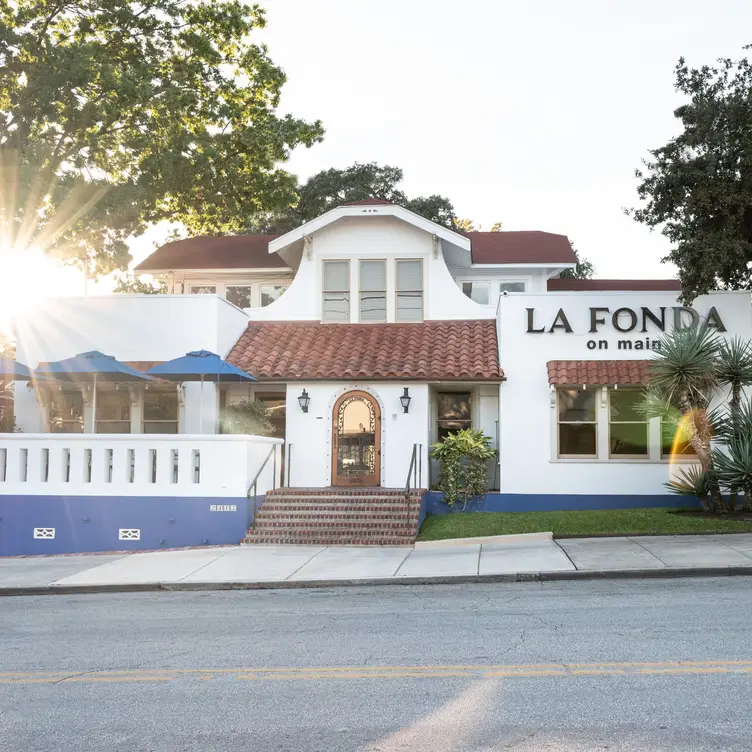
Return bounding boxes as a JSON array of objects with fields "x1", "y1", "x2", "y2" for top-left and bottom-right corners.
[{"x1": 331, "y1": 391, "x2": 381, "y2": 487}]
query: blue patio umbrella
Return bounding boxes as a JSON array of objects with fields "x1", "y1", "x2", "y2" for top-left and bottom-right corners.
[
  {"x1": 145, "y1": 350, "x2": 256, "y2": 433},
  {"x1": 0, "y1": 356, "x2": 34, "y2": 383},
  {"x1": 35, "y1": 350, "x2": 153, "y2": 432}
]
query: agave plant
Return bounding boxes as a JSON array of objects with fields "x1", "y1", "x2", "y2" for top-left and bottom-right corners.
[
  {"x1": 716, "y1": 337, "x2": 752, "y2": 411},
  {"x1": 713, "y1": 436, "x2": 752, "y2": 511},
  {"x1": 646, "y1": 326, "x2": 725, "y2": 510},
  {"x1": 664, "y1": 465, "x2": 710, "y2": 512}
]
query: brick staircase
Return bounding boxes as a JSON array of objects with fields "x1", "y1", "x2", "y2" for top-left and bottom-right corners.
[{"x1": 243, "y1": 487, "x2": 426, "y2": 546}]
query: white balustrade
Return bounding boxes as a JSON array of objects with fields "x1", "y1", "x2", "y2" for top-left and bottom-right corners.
[{"x1": 0, "y1": 434, "x2": 283, "y2": 497}]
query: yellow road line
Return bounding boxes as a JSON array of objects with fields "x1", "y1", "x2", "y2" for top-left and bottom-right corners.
[{"x1": 2, "y1": 660, "x2": 752, "y2": 685}]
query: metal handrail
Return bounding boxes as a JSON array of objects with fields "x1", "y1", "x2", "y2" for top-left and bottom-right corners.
[
  {"x1": 246, "y1": 444, "x2": 277, "y2": 530},
  {"x1": 405, "y1": 443, "x2": 423, "y2": 530}
]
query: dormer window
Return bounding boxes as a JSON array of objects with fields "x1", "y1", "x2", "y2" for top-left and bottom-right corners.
[
  {"x1": 322, "y1": 260, "x2": 350, "y2": 321},
  {"x1": 396, "y1": 259, "x2": 423, "y2": 321},
  {"x1": 359, "y1": 260, "x2": 386, "y2": 322}
]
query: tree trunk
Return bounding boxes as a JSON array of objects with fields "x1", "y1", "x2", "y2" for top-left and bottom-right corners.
[
  {"x1": 728, "y1": 382, "x2": 742, "y2": 511},
  {"x1": 680, "y1": 394, "x2": 724, "y2": 513}
]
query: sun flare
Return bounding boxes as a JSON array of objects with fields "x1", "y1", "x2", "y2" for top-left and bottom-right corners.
[{"x1": 0, "y1": 245, "x2": 82, "y2": 336}]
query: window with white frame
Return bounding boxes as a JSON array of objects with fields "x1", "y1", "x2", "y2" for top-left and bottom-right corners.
[
  {"x1": 190, "y1": 285, "x2": 216, "y2": 295},
  {"x1": 261, "y1": 284, "x2": 288, "y2": 307},
  {"x1": 48, "y1": 390, "x2": 84, "y2": 433},
  {"x1": 96, "y1": 389, "x2": 131, "y2": 434},
  {"x1": 322, "y1": 260, "x2": 350, "y2": 321},
  {"x1": 608, "y1": 389, "x2": 648, "y2": 457},
  {"x1": 461, "y1": 281, "x2": 489, "y2": 305},
  {"x1": 557, "y1": 387, "x2": 597, "y2": 457},
  {"x1": 359, "y1": 260, "x2": 386, "y2": 322},
  {"x1": 396, "y1": 259, "x2": 423, "y2": 321},
  {"x1": 661, "y1": 418, "x2": 697, "y2": 458},
  {"x1": 499, "y1": 280, "x2": 526, "y2": 293},
  {"x1": 143, "y1": 391, "x2": 179, "y2": 434},
  {"x1": 226, "y1": 285, "x2": 252, "y2": 308}
]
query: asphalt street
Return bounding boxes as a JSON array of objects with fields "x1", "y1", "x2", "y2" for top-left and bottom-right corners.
[{"x1": 2, "y1": 578, "x2": 752, "y2": 751}]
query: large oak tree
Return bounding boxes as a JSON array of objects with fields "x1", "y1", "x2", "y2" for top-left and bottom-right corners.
[
  {"x1": 0, "y1": 0, "x2": 323, "y2": 276},
  {"x1": 631, "y1": 49, "x2": 752, "y2": 302}
]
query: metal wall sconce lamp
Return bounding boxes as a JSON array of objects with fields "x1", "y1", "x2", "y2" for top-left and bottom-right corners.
[
  {"x1": 298, "y1": 389, "x2": 310, "y2": 413},
  {"x1": 399, "y1": 387, "x2": 411, "y2": 414}
]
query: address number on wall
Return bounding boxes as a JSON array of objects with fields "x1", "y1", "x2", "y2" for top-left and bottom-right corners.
[{"x1": 209, "y1": 504, "x2": 237, "y2": 512}]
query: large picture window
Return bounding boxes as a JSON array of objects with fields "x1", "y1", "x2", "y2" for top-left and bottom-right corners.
[
  {"x1": 96, "y1": 389, "x2": 131, "y2": 433},
  {"x1": 322, "y1": 261, "x2": 350, "y2": 321},
  {"x1": 225, "y1": 285, "x2": 252, "y2": 308},
  {"x1": 396, "y1": 259, "x2": 423, "y2": 321},
  {"x1": 609, "y1": 390, "x2": 648, "y2": 457},
  {"x1": 359, "y1": 260, "x2": 386, "y2": 322},
  {"x1": 557, "y1": 387, "x2": 597, "y2": 457},
  {"x1": 143, "y1": 391, "x2": 179, "y2": 434},
  {"x1": 437, "y1": 392, "x2": 471, "y2": 442},
  {"x1": 49, "y1": 390, "x2": 84, "y2": 433}
]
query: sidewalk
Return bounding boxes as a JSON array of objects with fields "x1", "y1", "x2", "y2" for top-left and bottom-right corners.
[{"x1": 3, "y1": 533, "x2": 752, "y2": 595}]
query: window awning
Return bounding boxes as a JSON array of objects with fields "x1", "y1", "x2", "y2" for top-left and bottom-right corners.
[{"x1": 547, "y1": 360, "x2": 651, "y2": 386}]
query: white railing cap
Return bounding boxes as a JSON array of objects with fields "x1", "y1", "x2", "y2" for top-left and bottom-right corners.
[{"x1": 0, "y1": 434, "x2": 284, "y2": 444}]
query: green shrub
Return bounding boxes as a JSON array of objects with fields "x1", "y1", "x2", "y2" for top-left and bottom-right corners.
[{"x1": 430, "y1": 429, "x2": 496, "y2": 508}]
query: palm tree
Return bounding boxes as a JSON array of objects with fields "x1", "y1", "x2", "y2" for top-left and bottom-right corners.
[
  {"x1": 714, "y1": 338, "x2": 752, "y2": 509},
  {"x1": 647, "y1": 325, "x2": 724, "y2": 511}
]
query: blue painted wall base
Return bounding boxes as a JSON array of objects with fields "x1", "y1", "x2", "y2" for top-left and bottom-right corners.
[
  {"x1": 420, "y1": 492, "x2": 701, "y2": 522},
  {"x1": 0, "y1": 495, "x2": 258, "y2": 557}
]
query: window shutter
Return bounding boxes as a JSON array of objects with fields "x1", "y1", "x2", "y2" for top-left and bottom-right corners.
[
  {"x1": 397, "y1": 260, "x2": 422, "y2": 290},
  {"x1": 360, "y1": 260, "x2": 386, "y2": 291},
  {"x1": 323, "y1": 261, "x2": 349, "y2": 291}
]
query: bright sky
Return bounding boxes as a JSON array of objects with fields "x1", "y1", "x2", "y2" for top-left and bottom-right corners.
[
  {"x1": 6, "y1": 0, "x2": 751, "y2": 327},
  {"x1": 245, "y1": 0, "x2": 752, "y2": 279}
]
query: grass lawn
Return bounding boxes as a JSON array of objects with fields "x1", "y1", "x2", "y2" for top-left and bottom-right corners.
[{"x1": 417, "y1": 508, "x2": 752, "y2": 541}]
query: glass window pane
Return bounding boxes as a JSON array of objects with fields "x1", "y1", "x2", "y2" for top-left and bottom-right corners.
[
  {"x1": 558, "y1": 388, "x2": 595, "y2": 422},
  {"x1": 323, "y1": 261, "x2": 349, "y2": 291},
  {"x1": 323, "y1": 293, "x2": 349, "y2": 321},
  {"x1": 610, "y1": 422, "x2": 648, "y2": 456},
  {"x1": 360, "y1": 292, "x2": 386, "y2": 321},
  {"x1": 144, "y1": 392, "x2": 178, "y2": 421},
  {"x1": 661, "y1": 421, "x2": 697, "y2": 457},
  {"x1": 143, "y1": 422, "x2": 178, "y2": 435},
  {"x1": 437, "y1": 393, "x2": 471, "y2": 421},
  {"x1": 559, "y1": 424, "x2": 596, "y2": 455},
  {"x1": 462, "y1": 282, "x2": 489, "y2": 305},
  {"x1": 360, "y1": 260, "x2": 386, "y2": 291},
  {"x1": 190, "y1": 285, "x2": 216, "y2": 294},
  {"x1": 260, "y1": 284, "x2": 287, "y2": 307},
  {"x1": 397, "y1": 260, "x2": 422, "y2": 291},
  {"x1": 499, "y1": 281, "x2": 526, "y2": 292},
  {"x1": 609, "y1": 390, "x2": 644, "y2": 422},
  {"x1": 97, "y1": 391, "x2": 130, "y2": 421},
  {"x1": 396, "y1": 292, "x2": 422, "y2": 321},
  {"x1": 226, "y1": 286, "x2": 252, "y2": 308}
]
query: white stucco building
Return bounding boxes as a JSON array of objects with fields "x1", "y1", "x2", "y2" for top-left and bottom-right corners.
[{"x1": 11, "y1": 198, "x2": 752, "y2": 508}]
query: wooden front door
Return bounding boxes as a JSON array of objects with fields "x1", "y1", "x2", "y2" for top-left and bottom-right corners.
[{"x1": 332, "y1": 391, "x2": 381, "y2": 487}]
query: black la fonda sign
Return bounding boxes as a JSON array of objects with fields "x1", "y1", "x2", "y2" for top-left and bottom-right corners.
[{"x1": 525, "y1": 305, "x2": 727, "y2": 351}]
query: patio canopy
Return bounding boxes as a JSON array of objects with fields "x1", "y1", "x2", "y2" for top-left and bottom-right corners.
[
  {"x1": 144, "y1": 350, "x2": 257, "y2": 383},
  {"x1": 35, "y1": 351, "x2": 153, "y2": 432},
  {"x1": 0, "y1": 356, "x2": 34, "y2": 383},
  {"x1": 145, "y1": 350, "x2": 256, "y2": 434}
]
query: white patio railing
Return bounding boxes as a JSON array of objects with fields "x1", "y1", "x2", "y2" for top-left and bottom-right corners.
[{"x1": 0, "y1": 434, "x2": 284, "y2": 497}]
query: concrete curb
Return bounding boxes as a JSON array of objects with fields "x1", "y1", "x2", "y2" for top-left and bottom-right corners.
[
  {"x1": 414, "y1": 532, "x2": 553, "y2": 548},
  {"x1": 2, "y1": 565, "x2": 752, "y2": 597}
]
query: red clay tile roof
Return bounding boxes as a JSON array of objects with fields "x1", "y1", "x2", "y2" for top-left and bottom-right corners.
[
  {"x1": 468, "y1": 231, "x2": 575, "y2": 265},
  {"x1": 134, "y1": 235, "x2": 286, "y2": 272},
  {"x1": 547, "y1": 360, "x2": 651, "y2": 386},
  {"x1": 548, "y1": 279, "x2": 682, "y2": 291},
  {"x1": 228, "y1": 320, "x2": 502, "y2": 381}
]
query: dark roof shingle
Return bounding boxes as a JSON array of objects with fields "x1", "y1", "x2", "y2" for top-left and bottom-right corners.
[
  {"x1": 547, "y1": 360, "x2": 651, "y2": 386},
  {"x1": 134, "y1": 235, "x2": 286, "y2": 272},
  {"x1": 468, "y1": 231, "x2": 575, "y2": 265},
  {"x1": 228, "y1": 320, "x2": 502, "y2": 381},
  {"x1": 548, "y1": 279, "x2": 681, "y2": 291}
]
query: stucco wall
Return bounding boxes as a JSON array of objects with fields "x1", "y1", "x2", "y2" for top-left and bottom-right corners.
[
  {"x1": 497, "y1": 291, "x2": 752, "y2": 495},
  {"x1": 285, "y1": 382, "x2": 430, "y2": 489},
  {"x1": 246, "y1": 216, "x2": 494, "y2": 322}
]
